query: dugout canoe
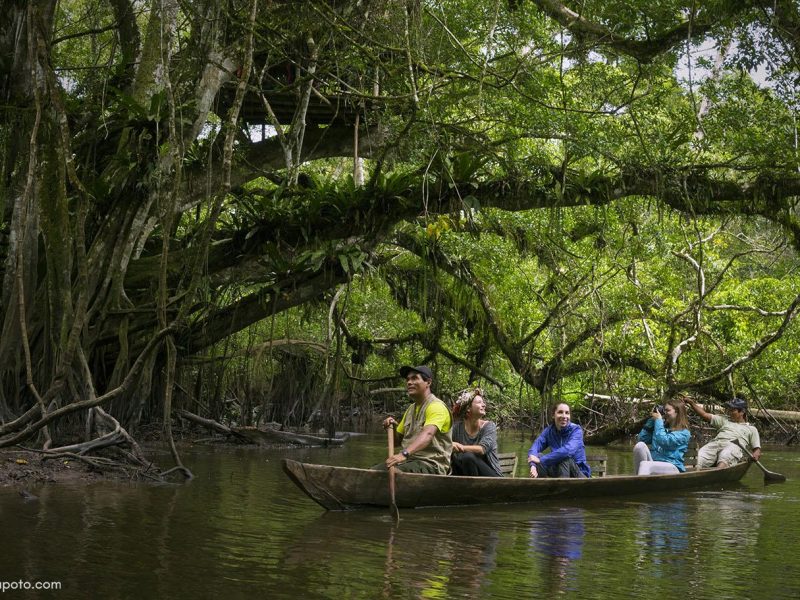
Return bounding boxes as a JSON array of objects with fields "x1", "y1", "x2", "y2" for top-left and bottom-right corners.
[{"x1": 282, "y1": 458, "x2": 751, "y2": 511}]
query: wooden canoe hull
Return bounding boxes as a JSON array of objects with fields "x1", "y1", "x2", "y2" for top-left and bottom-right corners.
[{"x1": 282, "y1": 459, "x2": 752, "y2": 511}]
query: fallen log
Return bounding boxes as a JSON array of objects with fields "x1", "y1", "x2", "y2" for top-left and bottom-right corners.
[
  {"x1": 750, "y1": 408, "x2": 800, "y2": 423},
  {"x1": 177, "y1": 409, "x2": 249, "y2": 442},
  {"x1": 231, "y1": 426, "x2": 347, "y2": 447},
  {"x1": 178, "y1": 409, "x2": 346, "y2": 447}
]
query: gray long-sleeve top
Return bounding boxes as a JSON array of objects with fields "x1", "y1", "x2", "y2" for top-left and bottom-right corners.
[{"x1": 451, "y1": 420, "x2": 503, "y2": 476}]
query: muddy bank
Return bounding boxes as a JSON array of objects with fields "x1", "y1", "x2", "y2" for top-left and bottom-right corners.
[
  {"x1": 0, "y1": 429, "x2": 351, "y2": 488},
  {"x1": 0, "y1": 449, "x2": 121, "y2": 488}
]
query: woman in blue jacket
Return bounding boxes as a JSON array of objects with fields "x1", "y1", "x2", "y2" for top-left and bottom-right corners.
[
  {"x1": 633, "y1": 397, "x2": 691, "y2": 475},
  {"x1": 527, "y1": 403, "x2": 591, "y2": 478}
]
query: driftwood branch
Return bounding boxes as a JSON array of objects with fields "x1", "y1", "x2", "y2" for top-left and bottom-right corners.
[
  {"x1": 369, "y1": 387, "x2": 406, "y2": 395},
  {"x1": 39, "y1": 451, "x2": 128, "y2": 469},
  {"x1": 177, "y1": 409, "x2": 344, "y2": 446},
  {"x1": 231, "y1": 426, "x2": 346, "y2": 447},
  {"x1": 45, "y1": 429, "x2": 122, "y2": 455},
  {"x1": 177, "y1": 409, "x2": 249, "y2": 442},
  {"x1": 25, "y1": 450, "x2": 161, "y2": 482}
]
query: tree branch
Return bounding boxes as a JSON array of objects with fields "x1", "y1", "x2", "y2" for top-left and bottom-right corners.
[
  {"x1": 675, "y1": 292, "x2": 800, "y2": 391},
  {"x1": 530, "y1": 0, "x2": 719, "y2": 62}
]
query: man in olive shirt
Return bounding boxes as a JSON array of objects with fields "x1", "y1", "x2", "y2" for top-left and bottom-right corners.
[
  {"x1": 379, "y1": 365, "x2": 452, "y2": 475},
  {"x1": 687, "y1": 397, "x2": 761, "y2": 468}
]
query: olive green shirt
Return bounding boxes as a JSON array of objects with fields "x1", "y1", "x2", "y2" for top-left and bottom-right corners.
[{"x1": 398, "y1": 394, "x2": 452, "y2": 475}]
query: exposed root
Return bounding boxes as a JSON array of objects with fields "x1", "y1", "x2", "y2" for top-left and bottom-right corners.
[
  {"x1": 160, "y1": 465, "x2": 194, "y2": 481},
  {"x1": 19, "y1": 449, "x2": 161, "y2": 482},
  {"x1": 13, "y1": 406, "x2": 189, "y2": 483},
  {"x1": 43, "y1": 407, "x2": 154, "y2": 467}
]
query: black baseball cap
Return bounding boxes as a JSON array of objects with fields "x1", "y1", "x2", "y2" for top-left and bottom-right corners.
[
  {"x1": 399, "y1": 365, "x2": 433, "y2": 380},
  {"x1": 725, "y1": 398, "x2": 747, "y2": 411}
]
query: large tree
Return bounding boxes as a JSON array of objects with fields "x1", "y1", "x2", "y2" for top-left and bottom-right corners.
[{"x1": 1, "y1": 0, "x2": 799, "y2": 455}]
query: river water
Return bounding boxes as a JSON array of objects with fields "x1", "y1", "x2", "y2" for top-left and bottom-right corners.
[{"x1": 1, "y1": 432, "x2": 799, "y2": 599}]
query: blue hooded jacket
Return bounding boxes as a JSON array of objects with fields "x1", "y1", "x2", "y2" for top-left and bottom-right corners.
[
  {"x1": 527, "y1": 422, "x2": 591, "y2": 478},
  {"x1": 638, "y1": 418, "x2": 691, "y2": 472}
]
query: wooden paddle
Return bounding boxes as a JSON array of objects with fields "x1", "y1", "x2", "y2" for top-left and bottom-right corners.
[
  {"x1": 733, "y1": 439, "x2": 786, "y2": 483},
  {"x1": 387, "y1": 426, "x2": 400, "y2": 522}
]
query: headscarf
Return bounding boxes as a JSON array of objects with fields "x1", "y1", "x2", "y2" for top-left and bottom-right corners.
[{"x1": 452, "y1": 387, "x2": 485, "y2": 418}]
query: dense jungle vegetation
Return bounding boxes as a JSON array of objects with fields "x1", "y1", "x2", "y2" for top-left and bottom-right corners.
[{"x1": 2, "y1": 0, "x2": 800, "y2": 473}]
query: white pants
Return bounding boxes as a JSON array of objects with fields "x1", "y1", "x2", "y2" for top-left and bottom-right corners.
[
  {"x1": 696, "y1": 440, "x2": 746, "y2": 468},
  {"x1": 633, "y1": 441, "x2": 680, "y2": 475}
]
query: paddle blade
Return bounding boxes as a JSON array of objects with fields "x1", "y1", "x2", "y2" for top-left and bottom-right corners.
[
  {"x1": 734, "y1": 440, "x2": 786, "y2": 484},
  {"x1": 763, "y1": 470, "x2": 787, "y2": 484}
]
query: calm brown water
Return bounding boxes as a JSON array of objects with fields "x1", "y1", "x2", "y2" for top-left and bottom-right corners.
[{"x1": 1, "y1": 433, "x2": 799, "y2": 599}]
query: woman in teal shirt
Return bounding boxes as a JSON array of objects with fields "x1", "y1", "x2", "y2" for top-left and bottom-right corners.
[{"x1": 633, "y1": 397, "x2": 691, "y2": 475}]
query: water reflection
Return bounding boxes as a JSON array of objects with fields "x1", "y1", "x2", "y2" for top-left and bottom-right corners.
[
  {"x1": 282, "y1": 511, "x2": 501, "y2": 599},
  {"x1": 691, "y1": 492, "x2": 764, "y2": 581},
  {"x1": 390, "y1": 520, "x2": 499, "y2": 599},
  {"x1": 407, "y1": 526, "x2": 499, "y2": 599},
  {"x1": 2, "y1": 439, "x2": 800, "y2": 600},
  {"x1": 634, "y1": 500, "x2": 689, "y2": 574},
  {"x1": 528, "y1": 507, "x2": 585, "y2": 595},
  {"x1": 0, "y1": 481, "x2": 187, "y2": 599}
]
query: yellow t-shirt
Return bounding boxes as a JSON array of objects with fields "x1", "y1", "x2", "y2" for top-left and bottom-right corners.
[{"x1": 397, "y1": 397, "x2": 452, "y2": 435}]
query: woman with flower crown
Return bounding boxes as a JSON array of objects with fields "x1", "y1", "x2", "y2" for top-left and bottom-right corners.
[{"x1": 450, "y1": 387, "x2": 503, "y2": 477}]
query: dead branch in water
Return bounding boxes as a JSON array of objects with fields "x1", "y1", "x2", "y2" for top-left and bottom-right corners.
[{"x1": 177, "y1": 409, "x2": 250, "y2": 442}]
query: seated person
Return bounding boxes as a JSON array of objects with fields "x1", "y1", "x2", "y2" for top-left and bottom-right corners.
[
  {"x1": 450, "y1": 387, "x2": 503, "y2": 477},
  {"x1": 633, "y1": 397, "x2": 691, "y2": 475},
  {"x1": 377, "y1": 365, "x2": 452, "y2": 474},
  {"x1": 686, "y1": 397, "x2": 761, "y2": 468},
  {"x1": 527, "y1": 403, "x2": 591, "y2": 478}
]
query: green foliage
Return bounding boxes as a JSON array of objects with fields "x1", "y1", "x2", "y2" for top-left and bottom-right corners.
[{"x1": 5, "y1": 0, "x2": 800, "y2": 436}]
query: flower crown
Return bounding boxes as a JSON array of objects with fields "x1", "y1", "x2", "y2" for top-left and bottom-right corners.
[{"x1": 452, "y1": 387, "x2": 485, "y2": 417}]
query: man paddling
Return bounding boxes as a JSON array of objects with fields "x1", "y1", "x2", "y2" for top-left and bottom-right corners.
[
  {"x1": 377, "y1": 365, "x2": 453, "y2": 475},
  {"x1": 686, "y1": 397, "x2": 761, "y2": 469}
]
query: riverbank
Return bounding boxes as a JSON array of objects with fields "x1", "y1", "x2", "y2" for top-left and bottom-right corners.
[
  {"x1": 0, "y1": 428, "x2": 344, "y2": 488},
  {"x1": 0, "y1": 449, "x2": 117, "y2": 488}
]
